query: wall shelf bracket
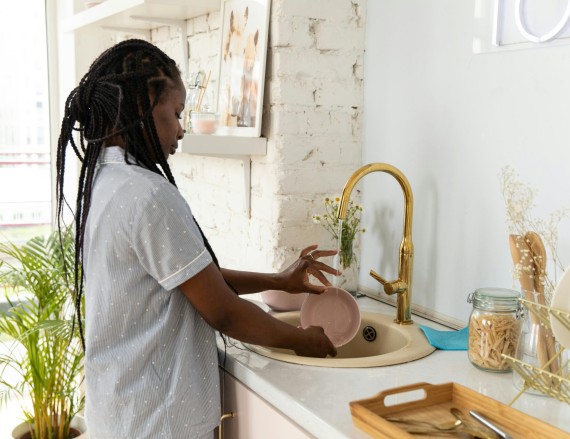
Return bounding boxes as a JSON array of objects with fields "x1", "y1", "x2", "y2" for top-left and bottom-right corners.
[
  {"x1": 217, "y1": 155, "x2": 251, "y2": 218},
  {"x1": 240, "y1": 155, "x2": 252, "y2": 218}
]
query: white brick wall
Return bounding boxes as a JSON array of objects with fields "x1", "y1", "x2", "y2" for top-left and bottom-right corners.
[{"x1": 156, "y1": 0, "x2": 366, "y2": 274}]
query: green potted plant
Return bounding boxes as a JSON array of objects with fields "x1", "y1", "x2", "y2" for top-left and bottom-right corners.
[{"x1": 0, "y1": 227, "x2": 86, "y2": 439}]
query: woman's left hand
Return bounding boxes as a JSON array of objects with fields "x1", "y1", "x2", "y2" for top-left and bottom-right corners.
[{"x1": 278, "y1": 244, "x2": 341, "y2": 294}]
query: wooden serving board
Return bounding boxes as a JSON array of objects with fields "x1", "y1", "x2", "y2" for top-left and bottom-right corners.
[{"x1": 349, "y1": 382, "x2": 569, "y2": 439}]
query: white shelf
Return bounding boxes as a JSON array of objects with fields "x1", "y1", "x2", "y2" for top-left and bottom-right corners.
[
  {"x1": 180, "y1": 135, "x2": 267, "y2": 156},
  {"x1": 66, "y1": 0, "x2": 218, "y2": 32}
]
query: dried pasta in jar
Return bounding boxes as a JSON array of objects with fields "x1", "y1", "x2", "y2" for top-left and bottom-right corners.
[{"x1": 467, "y1": 288, "x2": 523, "y2": 372}]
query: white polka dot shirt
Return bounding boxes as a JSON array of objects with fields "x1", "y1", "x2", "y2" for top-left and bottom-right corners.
[{"x1": 83, "y1": 147, "x2": 220, "y2": 438}]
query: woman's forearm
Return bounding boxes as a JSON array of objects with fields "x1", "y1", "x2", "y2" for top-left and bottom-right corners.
[
  {"x1": 220, "y1": 268, "x2": 282, "y2": 295},
  {"x1": 220, "y1": 245, "x2": 339, "y2": 295}
]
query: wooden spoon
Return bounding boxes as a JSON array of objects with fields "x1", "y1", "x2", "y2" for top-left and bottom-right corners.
[
  {"x1": 508, "y1": 234, "x2": 535, "y2": 299},
  {"x1": 525, "y1": 231, "x2": 559, "y2": 373},
  {"x1": 525, "y1": 231, "x2": 547, "y2": 304},
  {"x1": 508, "y1": 234, "x2": 549, "y2": 371}
]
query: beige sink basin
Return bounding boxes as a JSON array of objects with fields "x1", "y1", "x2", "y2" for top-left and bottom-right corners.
[{"x1": 245, "y1": 311, "x2": 436, "y2": 368}]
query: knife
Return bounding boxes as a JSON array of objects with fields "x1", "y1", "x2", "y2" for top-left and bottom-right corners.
[{"x1": 469, "y1": 410, "x2": 512, "y2": 439}]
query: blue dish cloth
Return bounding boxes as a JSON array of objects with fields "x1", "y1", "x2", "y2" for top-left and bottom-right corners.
[{"x1": 418, "y1": 325, "x2": 468, "y2": 350}]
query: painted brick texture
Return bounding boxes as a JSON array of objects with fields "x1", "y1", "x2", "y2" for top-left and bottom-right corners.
[{"x1": 155, "y1": 0, "x2": 366, "y2": 274}]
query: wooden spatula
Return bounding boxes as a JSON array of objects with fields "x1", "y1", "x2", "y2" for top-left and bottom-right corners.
[
  {"x1": 525, "y1": 231, "x2": 559, "y2": 373},
  {"x1": 508, "y1": 234, "x2": 535, "y2": 299},
  {"x1": 509, "y1": 234, "x2": 550, "y2": 371}
]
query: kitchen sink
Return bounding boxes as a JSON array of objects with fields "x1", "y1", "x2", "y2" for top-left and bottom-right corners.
[{"x1": 245, "y1": 311, "x2": 436, "y2": 368}]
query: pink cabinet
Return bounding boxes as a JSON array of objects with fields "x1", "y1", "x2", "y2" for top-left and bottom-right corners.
[{"x1": 219, "y1": 369, "x2": 313, "y2": 439}]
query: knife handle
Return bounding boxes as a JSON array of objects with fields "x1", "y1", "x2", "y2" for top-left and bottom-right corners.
[{"x1": 469, "y1": 410, "x2": 512, "y2": 439}]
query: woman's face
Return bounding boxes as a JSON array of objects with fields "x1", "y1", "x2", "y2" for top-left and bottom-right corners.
[{"x1": 152, "y1": 79, "x2": 186, "y2": 159}]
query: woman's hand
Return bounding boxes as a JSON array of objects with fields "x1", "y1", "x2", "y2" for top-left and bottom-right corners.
[
  {"x1": 277, "y1": 244, "x2": 341, "y2": 294},
  {"x1": 294, "y1": 326, "x2": 337, "y2": 358}
]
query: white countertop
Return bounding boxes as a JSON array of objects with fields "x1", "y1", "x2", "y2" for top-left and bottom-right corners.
[{"x1": 217, "y1": 295, "x2": 570, "y2": 438}]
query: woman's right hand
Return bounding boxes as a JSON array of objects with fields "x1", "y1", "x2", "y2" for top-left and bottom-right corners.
[{"x1": 294, "y1": 326, "x2": 337, "y2": 358}]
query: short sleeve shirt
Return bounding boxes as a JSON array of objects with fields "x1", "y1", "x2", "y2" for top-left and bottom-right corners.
[{"x1": 83, "y1": 147, "x2": 220, "y2": 438}]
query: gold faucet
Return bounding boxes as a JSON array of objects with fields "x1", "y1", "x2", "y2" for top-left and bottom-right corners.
[{"x1": 337, "y1": 163, "x2": 414, "y2": 325}]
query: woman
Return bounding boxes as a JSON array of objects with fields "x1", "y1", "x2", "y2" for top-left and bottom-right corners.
[{"x1": 56, "y1": 39, "x2": 338, "y2": 438}]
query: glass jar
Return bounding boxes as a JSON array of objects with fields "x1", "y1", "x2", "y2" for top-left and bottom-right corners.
[{"x1": 467, "y1": 287, "x2": 524, "y2": 372}]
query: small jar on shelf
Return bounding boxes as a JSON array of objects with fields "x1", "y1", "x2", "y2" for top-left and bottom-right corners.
[
  {"x1": 184, "y1": 70, "x2": 214, "y2": 134},
  {"x1": 467, "y1": 287, "x2": 524, "y2": 372},
  {"x1": 190, "y1": 112, "x2": 218, "y2": 134}
]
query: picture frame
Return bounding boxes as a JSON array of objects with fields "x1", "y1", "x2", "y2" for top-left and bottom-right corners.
[{"x1": 217, "y1": 0, "x2": 271, "y2": 137}]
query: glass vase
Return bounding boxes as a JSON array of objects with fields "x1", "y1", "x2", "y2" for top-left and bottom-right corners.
[
  {"x1": 512, "y1": 313, "x2": 564, "y2": 397},
  {"x1": 336, "y1": 260, "x2": 358, "y2": 293},
  {"x1": 333, "y1": 243, "x2": 359, "y2": 294}
]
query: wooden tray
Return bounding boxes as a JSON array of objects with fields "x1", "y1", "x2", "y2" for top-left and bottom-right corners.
[{"x1": 349, "y1": 382, "x2": 569, "y2": 439}]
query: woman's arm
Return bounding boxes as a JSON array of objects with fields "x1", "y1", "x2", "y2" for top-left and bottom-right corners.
[
  {"x1": 221, "y1": 244, "x2": 340, "y2": 295},
  {"x1": 179, "y1": 261, "x2": 337, "y2": 358}
]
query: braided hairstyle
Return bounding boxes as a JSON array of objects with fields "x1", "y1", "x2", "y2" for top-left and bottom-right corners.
[{"x1": 56, "y1": 39, "x2": 224, "y2": 349}]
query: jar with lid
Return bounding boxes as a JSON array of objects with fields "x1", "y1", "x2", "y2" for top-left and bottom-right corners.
[{"x1": 467, "y1": 287, "x2": 524, "y2": 372}]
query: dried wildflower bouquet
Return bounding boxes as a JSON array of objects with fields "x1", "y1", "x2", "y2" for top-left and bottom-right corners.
[
  {"x1": 501, "y1": 166, "x2": 568, "y2": 305},
  {"x1": 313, "y1": 197, "x2": 365, "y2": 270},
  {"x1": 501, "y1": 165, "x2": 568, "y2": 375}
]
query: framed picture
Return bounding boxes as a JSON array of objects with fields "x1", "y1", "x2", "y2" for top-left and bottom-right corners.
[{"x1": 217, "y1": 0, "x2": 271, "y2": 137}]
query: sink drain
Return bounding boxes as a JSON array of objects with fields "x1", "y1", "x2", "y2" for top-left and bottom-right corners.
[{"x1": 362, "y1": 326, "x2": 377, "y2": 342}]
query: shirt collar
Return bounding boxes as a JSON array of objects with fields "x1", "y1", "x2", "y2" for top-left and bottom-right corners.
[{"x1": 98, "y1": 146, "x2": 133, "y2": 165}]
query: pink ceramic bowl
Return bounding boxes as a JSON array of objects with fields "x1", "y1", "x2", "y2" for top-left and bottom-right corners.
[
  {"x1": 261, "y1": 290, "x2": 308, "y2": 312},
  {"x1": 300, "y1": 287, "x2": 361, "y2": 347}
]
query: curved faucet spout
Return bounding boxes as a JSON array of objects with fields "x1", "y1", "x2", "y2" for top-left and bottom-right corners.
[{"x1": 337, "y1": 163, "x2": 414, "y2": 324}]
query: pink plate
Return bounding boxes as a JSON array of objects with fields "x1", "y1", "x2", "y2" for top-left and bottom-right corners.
[{"x1": 300, "y1": 287, "x2": 361, "y2": 347}]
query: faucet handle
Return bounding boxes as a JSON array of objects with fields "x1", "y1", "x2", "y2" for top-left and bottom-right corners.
[
  {"x1": 370, "y1": 269, "x2": 388, "y2": 286},
  {"x1": 370, "y1": 270, "x2": 407, "y2": 295}
]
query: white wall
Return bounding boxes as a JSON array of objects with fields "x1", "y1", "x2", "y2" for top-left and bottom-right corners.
[{"x1": 360, "y1": 0, "x2": 570, "y2": 324}]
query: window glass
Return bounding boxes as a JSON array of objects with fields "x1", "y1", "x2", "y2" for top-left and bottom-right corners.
[{"x1": 0, "y1": 1, "x2": 51, "y2": 248}]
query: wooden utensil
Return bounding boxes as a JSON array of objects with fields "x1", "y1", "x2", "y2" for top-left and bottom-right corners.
[
  {"x1": 525, "y1": 231, "x2": 548, "y2": 304},
  {"x1": 508, "y1": 234, "x2": 550, "y2": 371},
  {"x1": 508, "y1": 234, "x2": 535, "y2": 297},
  {"x1": 525, "y1": 231, "x2": 559, "y2": 373}
]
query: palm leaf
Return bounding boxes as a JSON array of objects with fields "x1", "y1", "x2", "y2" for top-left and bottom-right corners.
[{"x1": 0, "y1": 226, "x2": 84, "y2": 439}]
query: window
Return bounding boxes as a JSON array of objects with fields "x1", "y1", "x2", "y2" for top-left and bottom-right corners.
[{"x1": 0, "y1": 1, "x2": 51, "y2": 246}]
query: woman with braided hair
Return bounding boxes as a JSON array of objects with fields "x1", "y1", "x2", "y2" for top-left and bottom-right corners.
[{"x1": 56, "y1": 39, "x2": 338, "y2": 438}]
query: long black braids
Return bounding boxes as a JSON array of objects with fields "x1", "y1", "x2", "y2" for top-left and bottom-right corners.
[{"x1": 56, "y1": 39, "x2": 230, "y2": 350}]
